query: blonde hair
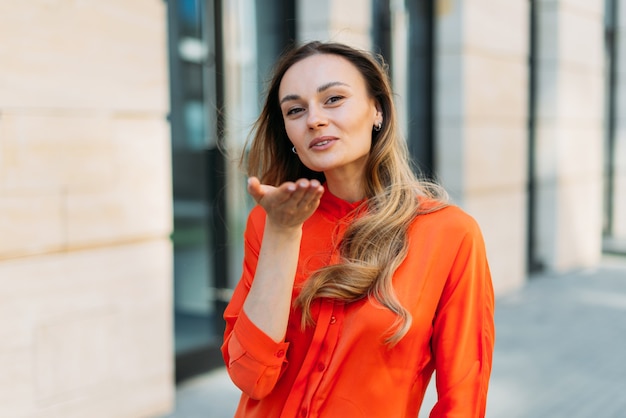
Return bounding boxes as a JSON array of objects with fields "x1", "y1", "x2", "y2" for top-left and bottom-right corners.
[{"x1": 243, "y1": 41, "x2": 447, "y2": 345}]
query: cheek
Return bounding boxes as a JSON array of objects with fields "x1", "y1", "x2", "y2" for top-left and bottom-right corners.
[
  {"x1": 283, "y1": 121, "x2": 301, "y2": 143},
  {"x1": 352, "y1": 122, "x2": 374, "y2": 149},
  {"x1": 345, "y1": 108, "x2": 375, "y2": 136}
]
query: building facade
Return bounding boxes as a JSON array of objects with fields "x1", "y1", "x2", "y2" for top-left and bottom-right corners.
[
  {"x1": 0, "y1": 1, "x2": 173, "y2": 417},
  {"x1": 0, "y1": 0, "x2": 624, "y2": 417}
]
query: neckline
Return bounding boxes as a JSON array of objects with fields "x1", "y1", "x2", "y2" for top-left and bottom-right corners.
[{"x1": 317, "y1": 187, "x2": 367, "y2": 219}]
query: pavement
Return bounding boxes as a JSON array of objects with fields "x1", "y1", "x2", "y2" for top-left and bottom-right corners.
[{"x1": 162, "y1": 255, "x2": 626, "y2": 418}]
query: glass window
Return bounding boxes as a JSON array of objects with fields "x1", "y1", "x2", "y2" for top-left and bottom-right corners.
[
  {"x1": 603, "y1": 0, "x2": 618, "y2": 240},
  {"x1": 373, "y1": 0, "x2": 435, "y2": 179},
  {"x1": 601, "y1": 0, "x2": 626, "y2": 255},
  {"x1": 167, "y1": 0, "x2": 296, "y2": 383},
  {"x1": 405, "y1": 0, "x2": 435, "y2": 179},
  {"x1": 167, "y1": 0, "x2": 217, "y2": 381}
]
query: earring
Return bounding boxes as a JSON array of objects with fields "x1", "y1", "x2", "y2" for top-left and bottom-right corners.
[
  {"x1": 292, "y1": 146, "x2": 297, "y2": 154},
  {"x1": 374, "y1": 122, "x2": 382, "y2": 132}
]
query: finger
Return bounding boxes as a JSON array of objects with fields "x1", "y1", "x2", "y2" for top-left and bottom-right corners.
[
  {"x1": 246, "y1": 177, "x2": 264, "y2": 202},
  {"x1": 303, "y1": 184, "x2": 324, "y2": 208},
  {"x1": 267, "y1": 181, "x2": 298, "y2": 207},
  {"x1": 307, "y1": 179, "x2": 324, "y2": 196},
  {"x1": 268, "y1": 180, "x2": 305, "y2": 211},
  {"x1": 250, "y1": 181, "x2": 299, "y2": 215},
  {"x1": 293, "y1": 178, "x2": 323, "y2": 204},
  {"x1": 277, "y1": 181, "x2": 297, "y2": 195}
]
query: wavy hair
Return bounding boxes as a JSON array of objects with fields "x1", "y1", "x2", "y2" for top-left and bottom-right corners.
[{"x1": 242, "y1": 41, "x2": 447, "y2": 345}]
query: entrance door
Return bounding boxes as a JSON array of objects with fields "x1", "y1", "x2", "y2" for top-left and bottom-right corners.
[
  {"x1": 166, "y1": 0, "x2": 228, "y2": 382},
  {"x1": 166, "y1": 0, "x2": 296, "y2": 383}
]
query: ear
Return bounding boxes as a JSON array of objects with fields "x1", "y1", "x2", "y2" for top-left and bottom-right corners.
[
  {"x1": 374, "y1": 100, "x2": 383, "y2": 115},
  {"x1": 374, "y1": 101, "x2": 383, "y2": 124}
]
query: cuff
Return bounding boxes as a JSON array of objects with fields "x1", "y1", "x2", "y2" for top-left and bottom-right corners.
[{"x1": 233, "y1": 310, "x2": 290, "y2": 366}]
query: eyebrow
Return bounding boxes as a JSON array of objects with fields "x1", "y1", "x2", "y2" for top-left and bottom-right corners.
[{"x1": 279, "y1": 81, "x2": 350, "y2": 105}]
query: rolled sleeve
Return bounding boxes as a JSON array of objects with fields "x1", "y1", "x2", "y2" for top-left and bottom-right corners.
[
  {"x1": 224, "y1": 302, "x2": 290, "y2": 400},
  {"x1": 221, "y1": 206, "x2": 291, "y2": 400}
]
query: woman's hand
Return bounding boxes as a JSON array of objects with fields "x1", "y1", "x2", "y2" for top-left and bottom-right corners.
[
  {"x1": 247, "y1": 177, "x2": 324, "y2": 229},
  {"x1": 242, "y1": 177, "x2": 324, "y2": 342}
]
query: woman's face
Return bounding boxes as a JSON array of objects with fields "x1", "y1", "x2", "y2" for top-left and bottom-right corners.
[{"x1": 278, "y1": 54, "x2": 381, "y2": 181}]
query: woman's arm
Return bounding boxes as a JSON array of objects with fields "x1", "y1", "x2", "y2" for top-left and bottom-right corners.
[
  {"x1": 221, "y1": 177, "x2": 323, "y2": 399},
  {"x1": 430, "y1": 216, "x2": 495, "y2": 417},
  {"x1": 243, "y1": 177, "x2": 323, "y2": 341}
]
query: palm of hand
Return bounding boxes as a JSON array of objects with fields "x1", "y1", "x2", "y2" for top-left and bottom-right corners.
[{"x1": 247, "y1": 177, "x2": 324, "y2": 229}]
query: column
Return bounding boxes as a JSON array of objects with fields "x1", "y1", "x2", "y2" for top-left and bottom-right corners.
[
  {"x1": 534, "y1": 0, "x2": 605, "y2": 269},
  {"x1": 436, "y1": 0, "x2": 530, "y2": 293},
  {"x1": 297, "y1": 0, "x2": 373, "y2": 49}
]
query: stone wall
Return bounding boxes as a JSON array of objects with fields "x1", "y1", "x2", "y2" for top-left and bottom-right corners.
[
  {"x1": 533, "y1": 0, "x2": 605, "y2": 269},
  {"x1": 0, "y1": 1, "x2": 174, "y2": 416},
  {"x1": 436, "y1": 0, "x2": 530, "y2": 293},
  {"x1": 297, "y1": 0, "x2": 372, "y2": 50}
]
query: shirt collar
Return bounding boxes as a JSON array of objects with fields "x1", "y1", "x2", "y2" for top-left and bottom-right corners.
[{"x1": 317, "y1": 186, "x2": 366, "y2": 220}]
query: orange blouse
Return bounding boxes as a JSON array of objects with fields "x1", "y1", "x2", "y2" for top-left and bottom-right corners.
[{"x1": 222, "y1": 189, "x2": 495, "y2": 418}]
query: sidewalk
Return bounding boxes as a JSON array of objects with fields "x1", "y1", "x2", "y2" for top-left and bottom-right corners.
[{"x1": 163, "y1": 255, "x2": 626, "y2": 418}]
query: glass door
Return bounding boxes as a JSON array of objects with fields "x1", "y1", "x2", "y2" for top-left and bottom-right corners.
[
  {"x1": 167, "y1": 0, "x2": 228, "y2": 382},
  {"x1": 166, "y1": 0, "x2": 296, "y2": 383},
  {"x1": 603, "y1": 0, "x2": 618, "y2": 250}
]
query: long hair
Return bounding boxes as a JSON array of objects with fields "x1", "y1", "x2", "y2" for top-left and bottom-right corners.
[{"x1": 243, "y1": 41, "x2": 447, "y2": 345}]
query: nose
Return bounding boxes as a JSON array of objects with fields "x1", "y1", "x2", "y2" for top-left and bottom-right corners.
[{"x1": 306, "y1": 104, "x2": 328, "y2": 129}]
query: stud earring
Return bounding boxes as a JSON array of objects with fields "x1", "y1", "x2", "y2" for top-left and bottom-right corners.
[{"x1": 292, "y1": 146, "x2": 297, "y2": 154}]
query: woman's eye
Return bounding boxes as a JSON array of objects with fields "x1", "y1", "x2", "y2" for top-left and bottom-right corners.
[
  {"x1": 286, "y1": 107, "x2": 304, "y2": 116},
  {"x1": 327, "y1": 95, "x2": 344, "y2": 104}
]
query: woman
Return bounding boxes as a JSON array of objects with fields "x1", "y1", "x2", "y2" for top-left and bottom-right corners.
[{"x1": 222, "y1": 41, "x2": 495, "y2": 417}]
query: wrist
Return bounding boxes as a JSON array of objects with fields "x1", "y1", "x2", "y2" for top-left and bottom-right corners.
[{"x1": 264, "y1": 220, "x2": 303, "y2": 237}]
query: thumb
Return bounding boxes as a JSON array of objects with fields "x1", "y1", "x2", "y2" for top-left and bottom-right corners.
[{"x1": 246, "y1": 177, "x2": 265, "y2": 203}]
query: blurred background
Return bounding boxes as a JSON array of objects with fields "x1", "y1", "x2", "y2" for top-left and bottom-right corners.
[{"x1": 0, "y1": 0, "x2": 625, "y2": 417}]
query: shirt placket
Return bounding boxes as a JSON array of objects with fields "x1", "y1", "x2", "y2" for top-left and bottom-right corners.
[
  {"x1": 280, "y1": 299, "x2": 342, "y2": 418},
  {"x1": 282, "y1": 212, "x2": 350, "y2": 417},
  {"x1": 307, "y1": 302, "x2": 344, "y2": 417}
]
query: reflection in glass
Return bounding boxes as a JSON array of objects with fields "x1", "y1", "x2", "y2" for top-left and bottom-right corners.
[{"x1": 167, "y1": 0, "x2": 296, "y2": 381}]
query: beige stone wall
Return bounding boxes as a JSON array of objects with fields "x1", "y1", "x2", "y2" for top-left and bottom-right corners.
[
  {"x1": 297, "y1": 0, "x2": 372, "y2": 50},
  {"x1": 436, "y1": 0, "x2": 530, "y2": 293},
  {"x1": 534, "y1": 0, "x2": 605, "y2": 269},
  {"x1": 0, "y1": 1, "x2": 173, "y2": 417}
]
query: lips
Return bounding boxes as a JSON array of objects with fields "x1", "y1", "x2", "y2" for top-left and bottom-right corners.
[{"x1": 309, "y1": 136, "x2": 337, "y2": 149}]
